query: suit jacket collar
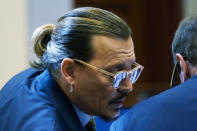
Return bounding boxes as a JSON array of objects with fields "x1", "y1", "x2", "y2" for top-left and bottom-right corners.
[{"x1": 35, "y1": 69, "x2": 84, "y2": 131}]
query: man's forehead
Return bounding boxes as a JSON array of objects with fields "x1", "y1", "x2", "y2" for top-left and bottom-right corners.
[
  {"x1": 90, "y1": 35, "x2": 135, "y2": 68},
  {"x1": 92, "y1": 35, "x2": 133, "y2": 51}
]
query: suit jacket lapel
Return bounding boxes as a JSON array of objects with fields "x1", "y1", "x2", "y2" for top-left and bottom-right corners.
[{"x1": 41, "y1": 70, "x2": 84, "y2": 131}]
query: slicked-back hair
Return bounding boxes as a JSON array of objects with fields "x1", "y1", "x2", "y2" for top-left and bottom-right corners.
[{"x1": 31, "y1": 7, "x2": 131, "y2": 79}]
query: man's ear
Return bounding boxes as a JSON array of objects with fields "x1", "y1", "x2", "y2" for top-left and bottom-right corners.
[
  {"x1": 176, "y1": 53, "x2": 189, "y2": 81},
  {"x1": 61, "y1": 58, "x2": 75, "y2": 84}
]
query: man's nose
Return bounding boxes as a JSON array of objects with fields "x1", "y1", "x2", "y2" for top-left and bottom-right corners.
[{"x1": 117, "y1": 77, "x2": 133, "y2": 93}]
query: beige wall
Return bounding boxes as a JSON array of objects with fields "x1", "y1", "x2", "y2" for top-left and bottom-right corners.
[
  {"x1": 0, "y1": 0, "x2": 27, "y2": 89},
  {"x1": 0, "y1": 0, "x2": 73, "y2": 89}
]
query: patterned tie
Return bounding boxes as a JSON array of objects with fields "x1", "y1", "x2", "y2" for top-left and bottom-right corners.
[{"x1": 85, "y1": 117, "x2": 96, "y2": 131}]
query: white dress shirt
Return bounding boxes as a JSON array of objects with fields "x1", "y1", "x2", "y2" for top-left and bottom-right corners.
[{"x1": 72, "y1": 104, "x2": 91, "y2": 127}]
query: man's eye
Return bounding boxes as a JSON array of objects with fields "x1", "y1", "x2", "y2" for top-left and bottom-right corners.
[
  {"x1": 108, "y1": 75, "x2": 114, "y2": 80},
  {"x1": 110, "y1": 69, "x2": 119, "y2": 74}
]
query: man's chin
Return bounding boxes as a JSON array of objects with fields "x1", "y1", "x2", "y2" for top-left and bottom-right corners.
[
  {"x1": 99, "y1": 114, "x2": 120, "y2": 122},
  {"x1": 99, "y1": 109, "x2": 120, "y2": 122}
]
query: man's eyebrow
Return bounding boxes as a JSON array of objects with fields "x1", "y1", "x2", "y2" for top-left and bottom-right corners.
[
  {"x1": 104, "y1": 63, "x2": 122, "y2": 71},
  {"x1": 104, "y1": 61, "x2": 135, "y2": 72}
]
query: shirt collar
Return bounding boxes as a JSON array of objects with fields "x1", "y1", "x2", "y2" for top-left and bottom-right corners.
[{"x1": 72, "y1": 104, "x2": 91, "y2": 127}]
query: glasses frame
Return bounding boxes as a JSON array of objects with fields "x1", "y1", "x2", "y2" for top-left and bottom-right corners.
[
  {"x1": 170, "y1": 56, "x2": 187, "y2": 88},
  {"x1": 170, "y1": 62, "x2": 179, "y2": 88},
  {"x1": 73, "y1": 59, "x2": 144, "y2": 88}
]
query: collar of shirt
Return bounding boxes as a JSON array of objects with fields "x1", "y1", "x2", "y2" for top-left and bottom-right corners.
[{"x1": 72, "y1": 104, "x2": 91, "y2": 127}]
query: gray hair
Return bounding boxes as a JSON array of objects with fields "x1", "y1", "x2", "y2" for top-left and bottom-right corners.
[{"x1": 172, "y1": 15, "x2": 197, "y2": 65}]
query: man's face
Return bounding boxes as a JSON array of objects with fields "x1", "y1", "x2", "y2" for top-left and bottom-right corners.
[{"x1": 73, "y1": 35, "x2": 136, "y2": 121}]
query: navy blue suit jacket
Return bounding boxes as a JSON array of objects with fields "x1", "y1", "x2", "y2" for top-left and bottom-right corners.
[
  {"x1": 110, "y1": 74, "x2": 197, "y2": 131},
  {"x1": 0, "y1": 68, "x2": 84, "y2": 131}
]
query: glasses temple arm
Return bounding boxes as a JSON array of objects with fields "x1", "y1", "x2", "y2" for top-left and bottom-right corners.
[
  {"x1": 170, "y1": 62, "x2": 178, "y2": 88},
  {"x1": 74, "y1": 59, "x2": 115, "y2": 77}
]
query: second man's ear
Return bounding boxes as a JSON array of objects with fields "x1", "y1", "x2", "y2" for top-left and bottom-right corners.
[
  {"x1": 61, "y1": 58, "x2": 75, "y2": 84},
  {"x1": 175, "y1": 53, "x2": 189, "y2": 82}
]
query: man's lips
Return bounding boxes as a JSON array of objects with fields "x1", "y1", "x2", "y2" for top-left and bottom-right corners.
[
  {"x1": 109, "y1": 95, "x2": 127, "y2": 104},
  {"x1": 112, "y1": 98, "x2": 126, "y2": 103},
  {"x1": 109, "y1": 97, "x2": 126, "y2": 108}
]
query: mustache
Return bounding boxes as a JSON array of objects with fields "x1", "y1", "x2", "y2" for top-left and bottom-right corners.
[{"x1": 109, "y1": 92, "x2": 128, "y2": 104}]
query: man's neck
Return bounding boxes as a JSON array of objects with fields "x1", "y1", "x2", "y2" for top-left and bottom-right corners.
[
  {"x1": 72, "y1": 104, "x2": 91, "y2": 127},
  {"x1": 190, "y1": 65, "x2": 197, "y2": 77}
]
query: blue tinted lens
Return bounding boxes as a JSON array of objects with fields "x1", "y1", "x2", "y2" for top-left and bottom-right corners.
[
  {"x1": 113, "y1": 72, "x2": 128, "y2": 89},
  {"x1": 130, "y1": 67, "x2": 141, "y2": 83}
]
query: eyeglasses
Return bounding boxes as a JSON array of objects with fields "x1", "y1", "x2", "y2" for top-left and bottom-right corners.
[
  {"x1": 74, "y1": 59, "x2": 144, "y2": 89},
  {"x1": 170, "y1": 62, "x2": 181, "y2": 88}
]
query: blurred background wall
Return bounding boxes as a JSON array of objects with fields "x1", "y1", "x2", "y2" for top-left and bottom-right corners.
[
  {"x1": 1, "y1": 0, "x2": 197, "y2": 106},
  {"x1": 183, "y1": 0, "x2": 197, "y2": 17},
  {"x1": 0, "y1": 0, "x2": 27, "y2": 89}
]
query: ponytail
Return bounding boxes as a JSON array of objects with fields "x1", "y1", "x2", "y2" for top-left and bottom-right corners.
[{"x1": 30, "y1": 24, "x2": 55, "y2": 69}]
